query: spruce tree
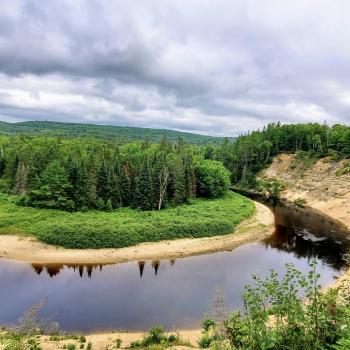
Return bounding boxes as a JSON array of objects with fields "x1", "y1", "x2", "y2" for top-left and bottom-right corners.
[
  {"x1": 29, "y1": 160, "x2": 73, "y2": 210},
  {"x1": 96, "y1": 159, "x2": 111, "y2": 208},
  {"x1": 134, "y1": 158, "x2": 154, "y2": 210},
  {"x1": 120, "y1": 162, "x2": 131, "y2": 206}
]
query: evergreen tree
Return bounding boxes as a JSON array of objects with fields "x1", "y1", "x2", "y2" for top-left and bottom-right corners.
[
  {"x1": 29, "y1": 160, "x2": 73, "y2": 210},
  {"x1": 96, "y1": 159, "x2": 112, "y2": 208},
  {"x1": 134, "y1": 158, "x2": 154, "y2": 210},
  {"x1": 119, "y1": 165, "x2": 131, "y2": 206},
  {"x1": 172, "y1": 159, "x2": 186, "y2": 205}
]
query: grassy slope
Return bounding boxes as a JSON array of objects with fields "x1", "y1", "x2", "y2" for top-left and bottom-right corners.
[
  {"x1": 0, "y1": 121, "x2": 233, "y2": 145},
  {"x1": 0, "y1": 192, "x2": 254, "y2": 249}
]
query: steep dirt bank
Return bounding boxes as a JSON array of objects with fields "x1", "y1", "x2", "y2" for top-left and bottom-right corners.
[
  {"x1": 0, "y1": 201, "x2": 274, "y2": 264},
  {"x1": 262, "y1": 154, "x2": 350, "y2": 230}
]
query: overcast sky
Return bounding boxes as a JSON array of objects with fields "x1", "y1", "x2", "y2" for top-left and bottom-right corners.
[{"x1": 0, "y1": 0, "x2": 350, "y2": 136}]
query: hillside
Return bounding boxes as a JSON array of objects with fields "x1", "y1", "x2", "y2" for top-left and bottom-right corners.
[
  {"x1": 261, "y1": 154, "x2": 350, "y2": 229},
  {"x1": 0, "y1": 120, "x2": 231, "y2": 145}
]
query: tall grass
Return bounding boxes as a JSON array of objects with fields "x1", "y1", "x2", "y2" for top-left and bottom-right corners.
[{"x1": 0, "y1": 192, "x2": 255, "y2": 249}]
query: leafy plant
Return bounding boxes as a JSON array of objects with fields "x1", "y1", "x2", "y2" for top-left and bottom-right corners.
[
  {"x1": 256, "y1": 177, "x2": 285, "y2": 199},
  {"x1": 201, "y1": 261, "x2": 350, "y2": 350}
]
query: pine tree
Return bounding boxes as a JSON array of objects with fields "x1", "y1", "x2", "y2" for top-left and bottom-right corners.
[
  {"x1": 172, "y1": 159, "x2": 186, "y2": 205},
  {"x1": 29, "y1": 160, "x2": 73, "y2": 210},
  {"x1": 134, "y1": 158, "x2": 154, "y2": 210},
  {"x1": 96, "y1": 159, "x2": 112, "y2": 208},
  {"x1": 67, "y1": 157, "x2": 90, "y2": 210},
  {"x1": 120, "y1": 162, "x2": 131, "y2": 206}
]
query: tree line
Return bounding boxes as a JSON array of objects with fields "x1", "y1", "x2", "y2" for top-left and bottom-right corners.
[
  {"x1": 0, "y1": 134, "x2": 230, "y2": 211},
  {"x1": 208, "y1": 122, "x2": 350, "y2": 186}
]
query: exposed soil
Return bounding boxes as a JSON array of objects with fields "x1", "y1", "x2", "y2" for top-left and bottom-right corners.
[{"x1": 262, "y1": 154, "x2": 350, "y2": 230}]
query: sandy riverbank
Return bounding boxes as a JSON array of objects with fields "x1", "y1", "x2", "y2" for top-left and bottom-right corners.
[
  {"x1": 38, "y1": 329, "x2": 202, "y2": 350},
  {"x1": 0, "y1": 201, "x2": 274, "y2": 265}
]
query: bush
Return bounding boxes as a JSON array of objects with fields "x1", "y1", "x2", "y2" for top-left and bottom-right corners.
[
  {"x1": 198, "y1": 333, "x2": 213, "y2": 348},
  {"x1": 130, "y1": 327, "x2": 182, "y2": 349},
  {"x1": 195, "y1": 160, "x2": 231, "y2": 198},
  {"x1": 203, "y1": 261, "x2": 350, "y2": 350},
  {"x1": 256, "y1": 177, "x2": 285, "y2": 198}
]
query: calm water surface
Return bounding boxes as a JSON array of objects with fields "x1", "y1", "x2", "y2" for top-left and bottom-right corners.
[{"x1": 0, "y1": 201, "x2": 349, "y2": 332}]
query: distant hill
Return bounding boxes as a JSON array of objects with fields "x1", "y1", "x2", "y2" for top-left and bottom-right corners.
[{"x1": 0, "y1": 121, "x2": 233, "y2": 145}]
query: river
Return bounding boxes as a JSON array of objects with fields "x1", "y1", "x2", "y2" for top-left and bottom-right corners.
[{"x1": 0, "y1": 200, "x2": 349, "y2": 332}]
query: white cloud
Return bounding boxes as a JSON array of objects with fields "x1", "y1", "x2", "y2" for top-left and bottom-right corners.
[{"x1": 0, "y1": 0, "x2": 349, "y2": 135}]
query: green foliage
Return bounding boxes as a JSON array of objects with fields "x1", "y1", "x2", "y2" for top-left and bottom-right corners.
[
  {"x1": 202, "y1": 318, "x2": 216, "y2": 332},
  {"x1": 195, "y1": 160, "x2": 231, "y2": 198},
  {"x1": 335, "y1": 161, "x2": 350, "y2": 176},
  {"x1": 198, "y1": 333, "x2": 214, "y2": 348},
  {"x1": 0, "y1": 191, "x2": 254, "y2": 248},
  {"x1": 0, "y1": 332, "x2": 42, "y2": 350},
  {"x1": 0, "y1": 134, "x2": 229, "y2": 212},
  {"x1": 115, "y1": 338, "x2": 122, "y2": 348},
  {"x1": 27, "y1": 160, "x2": 74, "y2": 210},
  {"x1": 293, "y1": 198, "x2": 307, "y2": 208},
  {"x1": 290, "y1": 150, "x2": 320, "y2": 171},
  {"x1": 129, "y1": 327, "x2": 184, "y2": 349},
  {"x1": 204, "y1": 261, "x2": 350, "y2": 350},
  {"x1": 256, "y1": 177, "x2": 285, "y2": 199}
]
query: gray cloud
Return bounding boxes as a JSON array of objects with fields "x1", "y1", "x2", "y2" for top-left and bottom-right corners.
[{"x1": 0, "y1": 0, "x2": 349, "y2": 135}]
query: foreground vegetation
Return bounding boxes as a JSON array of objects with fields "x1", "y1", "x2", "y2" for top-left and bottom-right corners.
[
  {"x1": 0, "y1": 191, "x2": 254, "y2": 248},
  {"x1": 198, "y1": 261, "x2": 350, "y2": 350}
]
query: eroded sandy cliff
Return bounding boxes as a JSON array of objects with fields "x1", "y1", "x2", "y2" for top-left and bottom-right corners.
[{"x1": 261, "y1": 154, "x2": 350, "y2": 230}]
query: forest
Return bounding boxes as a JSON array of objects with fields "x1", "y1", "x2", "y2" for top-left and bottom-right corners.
[
  {"x1": 0, "y1": 122, "x2": 349, "y2": 212},
  {"x1": 0, "y1": 120, "x2": 230, "y2": 145},
  {"x1": 0, "y1": 134, "x2": 230, "y2": 212}
]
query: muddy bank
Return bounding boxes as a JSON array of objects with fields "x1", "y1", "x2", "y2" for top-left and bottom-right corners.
[{"x1": 0, "y1": 201, "x2": 274, "y2": 265}]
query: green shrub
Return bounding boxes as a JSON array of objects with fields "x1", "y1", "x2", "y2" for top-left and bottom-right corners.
[
  {"x1": 195, "y1": 159, "x2": 231, "y2": 198},
  {"x1": 198, "y1": 333, "x2": 213, "y2": 348},
  {"x1": 115, "y1": 338, "x2": 122, "y2": 348},
  {"x1": 204, "y1": 261, "x2": 350, "y2": 350},
  {"x1": 201, "y1": 318, "x2": 216, "y2": 332}
]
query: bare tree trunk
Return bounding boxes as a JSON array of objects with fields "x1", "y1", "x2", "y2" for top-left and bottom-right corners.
[{"x1": 158, "y1": 166, "x2": 170, "y2": 210}]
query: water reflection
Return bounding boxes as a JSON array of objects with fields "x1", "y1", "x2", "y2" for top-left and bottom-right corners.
[
  {"x1": 30, "y1": 260, "x2": 170, "y2": 278},
  {"x1": 264, "y1": 226, "x2": 348, "y2": 270}
]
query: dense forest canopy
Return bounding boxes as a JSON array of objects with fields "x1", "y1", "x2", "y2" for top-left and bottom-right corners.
[
  {"x1": 0, "y1": 134, "x2": 230, "y2": 211},
  {"x1": 0, "y1": 121, "x2": 349, "y2": 212},
  {"x1": 0, "y1": 121, "x2": 232, "y2": 145}
]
